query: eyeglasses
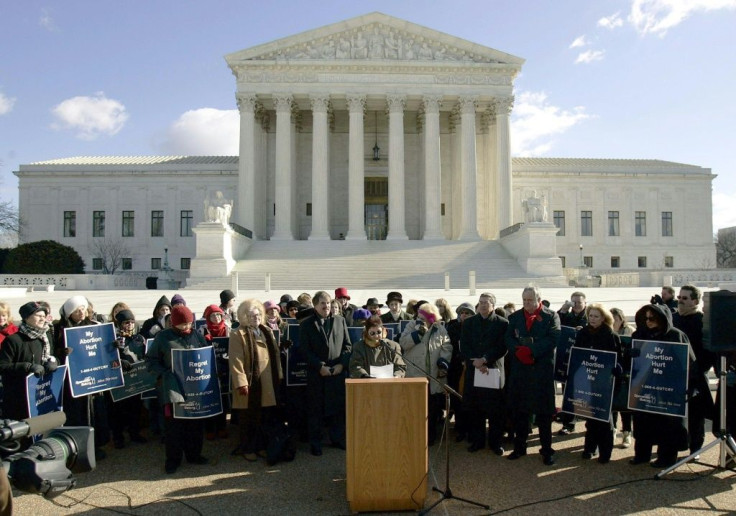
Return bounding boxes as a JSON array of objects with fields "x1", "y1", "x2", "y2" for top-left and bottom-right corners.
[
  {"x1": 676, "y1": 296, "x2": 690, "y2": 300},
  {"x1": 367, "y1": 330, "x2": 382, "y2": 336},
  {"x1": 645, "y1": 316, "x2": 657, "y2": 322}
]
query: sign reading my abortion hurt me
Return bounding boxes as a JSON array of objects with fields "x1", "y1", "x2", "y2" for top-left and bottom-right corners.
[{"x1": 628, "y1": 339, "x2": 689, "y2": 418}]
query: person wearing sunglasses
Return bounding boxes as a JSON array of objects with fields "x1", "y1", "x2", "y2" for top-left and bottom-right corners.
[
  {"x1": 349, "y1": 316, "x2": 406, "y2": 379},
  {"x1": 629, "y1": 303, "x2": 690, "y2": 468}
]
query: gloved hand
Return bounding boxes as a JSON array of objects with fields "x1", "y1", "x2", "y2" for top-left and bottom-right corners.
[
  {"x1": 44, "y1": 358, "x2": 58, "y2": 374},
  {"x1": 416, "y1": 322, "x2": 427, "y2": 336},
  {"x1": 437, "y1": 357, "x2": 450, "y2": 377},
  {"x1": 515, "y1": 345, "x2": 535, "y2": 365},
  {"x1": 114, "y1": 336, "x2": 126, "y2": 350},
  {"x1": 121, "y1": 359, "x2": 133, "y2": 372},
  {"x1": 612, "y1": 363, "x2": 624, "y2": 377},
  {"x1": 27, "y1": 363, "x2": 45, "y2": 377},
  {"x1": 650, "y1": 294, "x2": 664, "y2": 305}
]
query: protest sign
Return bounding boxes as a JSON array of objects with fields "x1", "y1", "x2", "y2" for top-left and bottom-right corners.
[
  {"x1": 210, "y1": 336, "x2": 231, "y2": 395},
  {"x1": 555, "y1": 326, "x2": 577, "y2": 382},
  {"x1": 109, "y1": 361, "x2": 158, "y2": 402},
  {"x1": 286, "y1": 324, "x2": 307, "y2": 386},
  {"x1": 171, "y1": 346, "x2": 223, "y2": 419},
  {"x1": 65, "y1": 323, "x2": 124, "y2": 397},
  {"x1": 628, "y1": 339, "x2": 689, "y2": 417},
  {"x1": 26, "y1": 365, "x2": 67, "y2": 417},
  {"x1": 561, "y1": 348, "x2": 616, "y2": 422}
]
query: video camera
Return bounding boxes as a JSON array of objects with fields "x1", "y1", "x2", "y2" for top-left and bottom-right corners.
[{"x1": 0, "y1": 412, "x2": 95, "y2": 499}]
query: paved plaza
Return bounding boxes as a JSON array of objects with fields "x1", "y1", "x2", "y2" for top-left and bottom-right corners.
[{"x1": 5, "y1": 287, "x2": 736, "y2": 514}]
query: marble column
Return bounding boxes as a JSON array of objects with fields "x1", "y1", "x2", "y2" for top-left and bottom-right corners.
[
  {"x1": 422, "y1": 95, "x2": 444, "y2": 240},
  {"x1": 386, "y1": 94, "x2": 408, "y2": 240},
  {"x1": 236, "y1": 93, "x2": 256, "y2": 236},
  {"x1": 309, "y1": 94, "x2": 330, "y2": 239},
  {"x1": 495, "y1": 96, "x2": 514, "y2": 232},
  {"x1": 458, "y1": 96, "x2": 480, "y2": 240},
  {"x1": 272, "y1": 94, "x2": 293, "y2": 240},
  {"x1": 346, "y1": 95, "x2": 366, "y2": 240}
]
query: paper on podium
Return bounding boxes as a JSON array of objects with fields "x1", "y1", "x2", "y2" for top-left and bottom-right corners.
[
  {"x1": 474, "y1": 368, "x2": 501, "y2": 389},
  {"x1": 370, "y1": 364, "x2": 394, "y2": 379}
]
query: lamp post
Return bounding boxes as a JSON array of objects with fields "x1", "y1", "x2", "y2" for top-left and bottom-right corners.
[{"x1": 579, "y1": 244, "x2": 584, "y2": 268}]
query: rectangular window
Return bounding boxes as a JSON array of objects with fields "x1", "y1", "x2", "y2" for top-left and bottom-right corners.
[
  {"x1": 441, "y1": 203, "x2": 445, "y2": 216},
  {"x1": 581, "y1": 211, "x2": 592, "y2": 237},
  {"x1": 180, "y1": 210, "x2": 193, "y2": 237},
  {"x1": 635, "y1": 211, "x2": 647, "y2": 237},
  {"x1": 553, "y1": 211, "x2": 565, "y2": 236},
  {"x1": 306, "y1": 203, "x2": 312, "y2": 217},
  {"x1": 583, "y1": 256, "x2": 593, "y2": 268},
  {"x1": 151, "y1": 258, "x2": 162, "y2": 270},
  {"x1": 662, "y1": 211, "x2": 673, "y2": 237},
  {"x1": 664, "y1": 256, "x2": 674, "y2": 268},
  {"x1": 122, "y1": 211, "x2": 135, "y2": 237},
  {"x1": 611, "y1": 256, "x2": 620, "y2": 268},
  {"x1": 151, "y1": 210, "x2": 164, "y2": 237},
  {"x1": 180, "y1": 257, "x2": 191, "y2": 270},
  {"x1": 121, "y1": 258, "x2": 132, "y2": 270},
  {"x1": 92, "y1": 257, "x2": 103, "y2": 270},
  {"x1": 63, "y1": 211, "x2": 76, "y2": 237},
  {"x1": 93, "y1": 211, "x2": 105, "y2": 237},
  {"x1": 608, "y1": 211, "x2": 620, "y2": 237},
  {"x1": 559, "y1": 256, "x2": 566, "y2": 268},
  {"x1": 638, "y1": 256, "x2": 647, "y2": 268}
]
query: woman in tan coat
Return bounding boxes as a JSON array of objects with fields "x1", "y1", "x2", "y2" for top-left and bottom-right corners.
[{"x1": 229, "y1": 299, "x2": 283, "y2": 461}]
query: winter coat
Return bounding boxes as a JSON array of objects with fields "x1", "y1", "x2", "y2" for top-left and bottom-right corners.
[
  {"x1": 461, "y1": 312, "x2": 508, "y2": 392},
  {"x1": 229, "y1": 324, "x2": 282, "y2": 410},
  {"x1": 0, "y1": 331, "x2": 48, "y2": 419},
  {"x1": 399, "y1": 320, "x2": 452, "y2": 395},
  {"x1": 145, "y1": 328, "x2": 206, "y2": 405},
  {"x1": 349, "y1": 338, "x2": 406, "y2": 378}
]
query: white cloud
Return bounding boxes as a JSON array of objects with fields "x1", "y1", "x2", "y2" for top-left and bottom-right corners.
[
  {"x1": 51, "y1": 92, "x2": 129, "y2": 140},
  {"x1": 598, "y1": 11, "x2": 624, "y2": 29},
  {"x1": 569, "y1": 35, "x2": 588, "y2": 48},
  {"x1": 712, "y1": 190, "x2": 736, "y2": 230},
  {"x1": 39, "y1": 8, "x2": 57, "y2": 31},
  {"x1": 159, "y1": 108, "x2": 239, "y2": 155},
  {"x1": 629, "y1": 0, "x2": 736, "y2": 36},
  {"x1": 575, "y1": 49, "x2": 605, "y2": 64},
  {"x1": 511, "y1": 91, "x2": 591, "y2": 156},
  {"x1": 0, "y1": 92, "x2": 16, "y2": 115}
]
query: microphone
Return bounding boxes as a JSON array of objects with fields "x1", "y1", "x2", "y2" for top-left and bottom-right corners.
[{"x1": 0, "y1": 412, "x2": 67, "y2": 442}]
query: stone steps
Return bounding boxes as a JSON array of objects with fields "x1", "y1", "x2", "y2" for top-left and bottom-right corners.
[{"x1": 186, "y1": 240, "x2": 568, "y2": 290}]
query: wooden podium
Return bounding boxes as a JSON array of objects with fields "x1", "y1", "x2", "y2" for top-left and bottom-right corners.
[{"x1": 345, "y1": 377, "x2": 428, "y2": 513}]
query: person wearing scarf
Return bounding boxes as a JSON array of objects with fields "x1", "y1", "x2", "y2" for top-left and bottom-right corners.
[
  {"x1": 504, "y1": 286, "x2": 561, "y2": 466},
  {"x1": 0, "y1": 301, "x2": 19, "y2": 348},
  {"x1": 229, "y1": 299, "x2": 283, "y2": 462},
  {"x1": 146, "y1": 305, "x2": 209, "y2": 474},
  {"x1": 201, "y1": 304, "x2": 230, "y2": 441},
  {"x1": 0, "y1": 301, "x2": 58, "y2": 422}
]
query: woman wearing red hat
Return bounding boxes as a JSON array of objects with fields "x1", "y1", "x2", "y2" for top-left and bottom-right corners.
[{"x1": 146, "y1": 305, "x2": 209, "y2": 474}]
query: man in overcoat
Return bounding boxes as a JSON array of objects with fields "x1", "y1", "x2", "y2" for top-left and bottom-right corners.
[
  {"x1": 504, "y1": 286, "x2": 561, "y2": 465},
  {"x1": 300, "y1": 291, "x2": 352, "y2": 456}
]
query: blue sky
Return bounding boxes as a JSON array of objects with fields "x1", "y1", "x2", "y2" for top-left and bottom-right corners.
[{"x1": 1, "y1": 0, "x2": 735, "y2": 230}]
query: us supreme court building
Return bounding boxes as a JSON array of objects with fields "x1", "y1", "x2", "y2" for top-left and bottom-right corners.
[{"x1": 15, "y1": 13, "x2": 716, "y2": 280}]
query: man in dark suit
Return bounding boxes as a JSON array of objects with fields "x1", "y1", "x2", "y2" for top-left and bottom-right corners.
[
  {"x1": 504, "y1": 286, "x2": 561, "y2": 465},
  {"x1": 300, "y1": 290, "x2": 352, "y2": 456},
  {"x1": 461, "y1": 292, "x2": 508, "y2": 455}
]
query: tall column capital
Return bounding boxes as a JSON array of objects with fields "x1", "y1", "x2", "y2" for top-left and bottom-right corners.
[
  {"x1": 273, "y1": 94, "x2": 293, "y2": 113},
  {"x1": 346, "y1": 94, "x2": 366, "y2": 113},
  {"x1": 310, "y1": 94, "x2": 330, "y2": 114},
  {"x1": 386, "y1": 94, "x2": 406, "y2": 113},
  {"x1": 493, "y1": 96, "x2": 514, "y2": 116},
  {"x1": 422, "y1": 95, "x2": 443, "y2": 114},
  {"x1": 458, "y1": 96, "x2": 478, "y2": 115},
  {"x1": 236, "y1": 93, "x2": 257, "y2": 114}
]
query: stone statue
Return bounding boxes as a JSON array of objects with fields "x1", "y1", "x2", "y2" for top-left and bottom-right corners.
[
  {"x1": 352, "y1": 32, "x2": 367, "y2": 59},
  {"x1": 204, "y1": 191, "x2": 233, "y2": 226},
  {"x1": 418, "y1": 42, "x2": 434, "y2": 60},
  {"x1": 384, "y1": 31, "x2": 399, "y2": 59},
  {"x1": 336, "y1": 37, "x2": 351, "y2": 59},
  {"x1": 368, "y1": 27, "x2": 384, "y2": 59},
  {"x1": 522, "y1": 190, "x2": 548, "y2": 223}
]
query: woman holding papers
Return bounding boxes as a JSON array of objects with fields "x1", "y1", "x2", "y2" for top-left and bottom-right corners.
[
  {"x1": 629, "y1": 303, "x2": 689, "y2": 468},
  {"x1": 349, "y1": 316, "x2": 406, "y2": 379},
  {"x1": 400, "y1": 302, "x2": 453, "y2": 445},
  {"x1": 573, "y1": 303, "x2": 621, "y2": 464}
]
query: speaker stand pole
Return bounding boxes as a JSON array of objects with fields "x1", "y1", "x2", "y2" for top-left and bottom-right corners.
[{"x1": 656, "y1": 355, "x2": 736, "y2": 478}]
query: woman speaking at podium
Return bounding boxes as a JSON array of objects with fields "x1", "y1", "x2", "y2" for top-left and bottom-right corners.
[{"x1": 349, "y1": 316, "x2": 406, "y2": 379}]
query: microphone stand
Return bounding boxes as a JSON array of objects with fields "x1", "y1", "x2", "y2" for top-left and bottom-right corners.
[{"x1": 393, "y1": 338, "x2": 490, "y2": 514}]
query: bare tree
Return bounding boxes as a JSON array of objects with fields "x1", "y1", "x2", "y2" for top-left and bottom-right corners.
[
  {"x1": 91, "y1": 239, "x2": 131, "y2": 274},
  {"x1": 716, "y1": 230, "x2": 736, "y2": 268}
]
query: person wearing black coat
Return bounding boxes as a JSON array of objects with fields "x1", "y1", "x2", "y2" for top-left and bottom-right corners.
[
  {"x1": 629, "y1": 303, "x2": 695, "y2": 468},
  {"x1": 573, "y1": 303, "x2": 622, "y2": 464},
  {"x1": 504, "y1": 286, "x2": 561, "y2": 465},
  {"x1": 299, "y1": 291, "x2": 352, "y2": 456},
  {"x1": 140, "y1": 295, "x2": 172, "y2": 339},
  {"x1": 0, "y1": 302, "x2": 58, "y2": 421},
  {"x1": 461, "y1": 293, "x2": 508, "y2": 455}
]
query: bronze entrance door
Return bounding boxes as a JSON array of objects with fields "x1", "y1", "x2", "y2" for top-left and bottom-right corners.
[{"x1": 365, "y1": 177, "x2": 388, "y2": 240}]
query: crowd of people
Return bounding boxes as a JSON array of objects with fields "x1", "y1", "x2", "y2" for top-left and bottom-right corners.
[{"x1": 0, "y1": 284, "x2": 733, "y2": 476}]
